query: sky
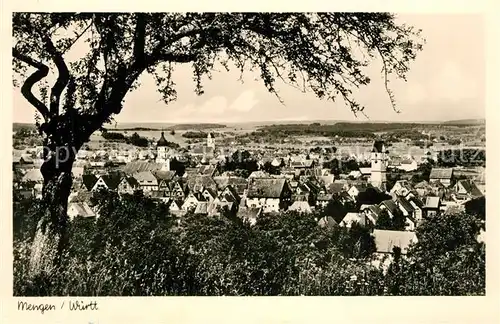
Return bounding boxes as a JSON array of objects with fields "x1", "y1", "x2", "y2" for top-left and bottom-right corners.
[{"x1": 12, "y1": 13, "x2": 485, "y2": 124}]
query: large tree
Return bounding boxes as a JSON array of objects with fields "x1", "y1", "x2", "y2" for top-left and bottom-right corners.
[{"x1": 12, "y1": 13, "x2": 423, "y2": 278}]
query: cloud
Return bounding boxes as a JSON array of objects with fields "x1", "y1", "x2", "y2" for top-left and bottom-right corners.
[
  {"x1": 228, "y1": 90, "x2": 259, "y2": 112},
  {"x1": 167, "y1": 90, "x2": 258, "y2": 122},
  {"x1": 197, "y1": 95, "x2": 227, "y2": 115}
]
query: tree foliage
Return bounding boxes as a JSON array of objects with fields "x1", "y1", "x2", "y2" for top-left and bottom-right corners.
[
  {"x1": 13, "y1": 13, "x2": 424, "y2": 141},
  {"x1": 12, "y1": 12, "x2": 424, "y2": 283},
  {"x1": 13, "y1": 190, "x2": 484, "y2": 296},
  {"x1": 386, "y1": 212, "x2": 485, "y2": 295}
]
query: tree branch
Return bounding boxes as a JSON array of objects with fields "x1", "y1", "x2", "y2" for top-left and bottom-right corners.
[
  {"x1": 44, "y1": 36, "x2": 70, "y2": 116},
  {"x1": 133, "y1": 14, "x2": 147, "y2": 64},
  {"x1": 61, "y1": 20, "x2": 93, "y2": 54},
  {"x1": 12, "y1": 48, "x2": 50, "y2": 120}
]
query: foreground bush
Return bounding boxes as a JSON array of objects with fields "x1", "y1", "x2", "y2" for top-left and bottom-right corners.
[{"x1": 13, "y1": 191, "x2": 485, "y2": 296}]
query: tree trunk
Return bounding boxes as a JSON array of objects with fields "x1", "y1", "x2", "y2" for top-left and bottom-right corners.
[{"x1": 28, "y1": 145, "x2": 75, "y2": 279}]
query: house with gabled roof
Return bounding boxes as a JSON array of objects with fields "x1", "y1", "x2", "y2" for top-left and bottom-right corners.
[
  {"x1": 68, "y1": 202, "x2": 97, "y2": 220},
  {"x1": 397, "y1": 158, "x2": 418, "y2": 172},
  {"x1": 197, "y1": 164, "x2": 219, "y2": 177},
  {"x1": 218, "y1": 185, "x2": 241, "y2": 205},
  {"x1": 167, "y1": 199, "x2": 183, "y2": 214},
  {"x1": 414, "y1": 180, "x2": 432, "y2": 197},
  {"x1": 340, "y1": 212, "x2": 366, "y2": 228},
  {"x1": 207, "y1": 200, "x2": 236, "y2": 217},
  {"x1": 423, "y1": 196, "x2": 441, "y2": 217},
  {"x1": 379, "y1": 199, "x2": 399, "y2": 218},
  {"x1": 120, "y1": 161, "x2": 164, "y2": 175},
  {"x1": 167, "y1": 180, "x2": 187, "y2": 201},
  {"x1": 185, "y1": 175, "x2": 217, "y2": 193},
  {"x1": 288, "y1": 200, "x2": 313, "y2": 214},
  {"x1": 182, "y1": 192, "x2": 206, "y2": 212},
  {"x1": 194, "y1": 201, "x2": 209, "y2": 215},
  {"x1": 201, "y1": 187, "x2": 217, "y2": 202},
  {"x1": 361, "y1": 204, "x2": 383, "y2": 227},
  {"x1": 246, "y1": 178, "x2": 292, "y2": 213},
  {"x1": 117, "y1": 176, "x2": 139, "y2": 194},
  {"x1": 429, "y1": 168, "x2": 454, "y2": 187},
  {"x1": 406, "y1": 195, "x2": 424, "y2": 223},
  {"x1": 453, "y1": 179, "x2": 483, "y2": 201},
  {"x1": 22, "y1": 168, "x2": 43, "y2": 183},
  {"x1": 317, "y1": 174, "x2": 335, "y2": 187},
  {"x1": 394, "y1": 196, "x2": 417, "y2": 230},
  {"x1": 133, "y1": 171, "x2": 158, "y2": 192},
  {"x1": 348, "y1": 183, "x2": 371, "y2": 199},
  {"x1": 213, "y1": 176, "x2": 247, "y2": 196},
  {"x1": 248, "y1": 170, "x2": 270, "y2": 179},
  {"x1": 373, "y1": 229, "x2": 417, "y2": 255},
  {"x1": 390, "y1": 180, "x2": 413, "y2": 197}
]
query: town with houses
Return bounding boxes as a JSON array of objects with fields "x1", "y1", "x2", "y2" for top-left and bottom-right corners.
[{"x1": 13, "y1": 126, "x2": 486, "y2": 260}]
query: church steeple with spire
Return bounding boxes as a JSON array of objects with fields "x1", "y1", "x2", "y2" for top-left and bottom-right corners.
[
  {"x1": 156, "y1": 128, "x2": 170, "y2": 170},
  {"x1": 207, "y1": 131, "x2": 215, "y2": 149}
]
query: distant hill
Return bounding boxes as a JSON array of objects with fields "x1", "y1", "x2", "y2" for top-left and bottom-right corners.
[
  {"x1": 107, "y1": 123, "x2": 227, "y2": 131},
  {"x1": 441, "y1": 119, "x2": 485, "y2": 126},
  {"x1": 167, "y1": 123, "x2": 227, "y2": 131},
  {"x1": 13, "y1": 123, "x2": 36, "y2": 131}
]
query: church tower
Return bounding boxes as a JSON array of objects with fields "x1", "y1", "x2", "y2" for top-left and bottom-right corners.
[
  {"x1": 207, "y1": 132, "x2": 215, "y2": 149},
  {"x1": 156, "y1": 130, "x2": 170, "y2": 171},
  {"x1": 370, "y1": 140, "x2": 388, "y2": 190}
]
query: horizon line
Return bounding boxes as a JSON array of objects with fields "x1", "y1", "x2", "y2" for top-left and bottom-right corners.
[{"x1": 12, "y1": 117, "x2": 485, "y2": 125}]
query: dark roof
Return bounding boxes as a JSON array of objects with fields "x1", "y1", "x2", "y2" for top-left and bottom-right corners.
[
  {"x1": 186, "y1": 175, "x2": 217, "y2": 192},
  {"x1": 154, "y1": 170, "x2": 176, "y2": 181},
  {"x1": 213, "y1": 176, "x2": 248, "y2": 195},
  {"x1": 247, "y1": 178, "x2": 288, "y2": 198},
  {"x1": 366, "y1": 205, "x2": 383, "y2": 221},
  {"x1": 456, "y1": 180, "x2": 483, "y2": 198},
  {"x1": 297, "y1": 183, "x2": 311, "y2": 193},
  {"x1": 101, "y1": 174, "x2": 122, "y2": 190},
  {"x1": 203, "y1": 187, "x2": 217, "y2": 198},
  {"x1": 121, "y1": 161, "x2": 164, "y2": 174},
  {"x1": 221, "y1": 185, "x2": 241, "y2": 204},
  {"x1": 372, "y1": 140, "x2": 388, "y2": 153},
  {"x1": 82, "y1": 174, "x2": 98, "y2": 191},
  {"x1": 327, "y1": 182, "x2": 345, "y2": 194},
  {"x1": 381, "y1": 199, "x2": 399, "y2": 215},
  {"x1": 396, "y1": 196, "x2": 415, "y2": 214},
  {"x1": 157, "y1": 132, "x2": 169, "y2": 147},
  {"x1": 124, "y1": 176, "x2": 139, "y2": 188},
  {"x1": 408, "y1": 195, "x2": 424, "y2": 209}
]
